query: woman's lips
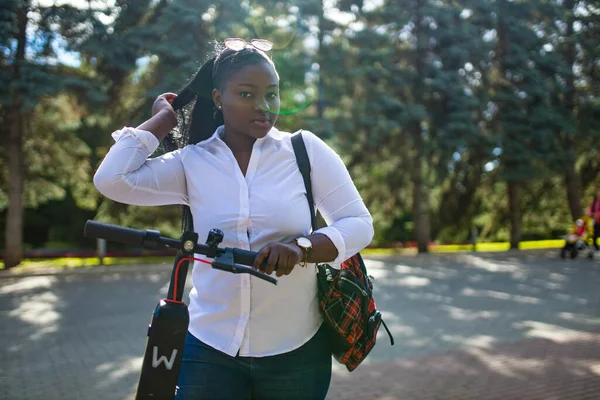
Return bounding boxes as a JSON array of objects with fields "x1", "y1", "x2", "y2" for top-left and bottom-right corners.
[{"x1": 252, "y1": 118, "x2": 271, "y2": 128}]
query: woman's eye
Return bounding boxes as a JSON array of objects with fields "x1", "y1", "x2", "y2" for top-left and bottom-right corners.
[
  {"x1": 240, "y1": 92, "x2": 253, "y2": 98},
  {"x1": 267, "y1": 92, "x2": 279, "y2": 99}
]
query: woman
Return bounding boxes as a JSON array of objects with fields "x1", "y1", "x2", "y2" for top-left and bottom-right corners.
[
  {"x1": 587, "y1": 187, "x2": 600, "y2": 252},
  {"x1": 93, "y1": 38, "x2": 374, "y2": 399}
]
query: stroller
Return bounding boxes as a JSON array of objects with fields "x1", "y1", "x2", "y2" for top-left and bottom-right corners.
[{"x1": 561, "y1": 216, "x2": 595, "y2": 259}]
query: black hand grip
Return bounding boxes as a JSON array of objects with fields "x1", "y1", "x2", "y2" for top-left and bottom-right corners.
[
  {"x1": 84, "y1": 220, "x2": 146, "y2": 247},
  {"x1": 232, "y1": 248, "x2": 258, "y2": 266}
]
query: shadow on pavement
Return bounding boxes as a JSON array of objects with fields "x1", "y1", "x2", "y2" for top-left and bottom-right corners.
[
  {"x1": 1, "y1": 250, "x2": 599, "y2": 399},
  {"x1": 0, "y1": 269, "x2": 177, "y2": 399},
  {"x1": 327, "y1": 251, "x2": 600, "y2": 399},
  {"x1": 330, "y1": 331, "x2": 600, "y2": 399},
  {"x1": 361, "y1": 251, "x2": 600, "y2": 363}
]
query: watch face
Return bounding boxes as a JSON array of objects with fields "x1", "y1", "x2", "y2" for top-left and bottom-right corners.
[{"x1": 297, "y1": 237, "x2": 312, "y2": 248}]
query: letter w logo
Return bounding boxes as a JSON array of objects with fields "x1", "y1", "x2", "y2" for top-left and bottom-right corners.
[{"x1": 152, "y1": 346, "x2": 178, "y2": 370}]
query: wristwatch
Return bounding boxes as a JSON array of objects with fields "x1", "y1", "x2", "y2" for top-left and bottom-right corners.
[{"x1": 295, "y1": 237, "x2": 313, "y2": 267}]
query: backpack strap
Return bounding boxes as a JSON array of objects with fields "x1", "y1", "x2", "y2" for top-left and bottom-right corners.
[{"x1": 291, "y1": 131, "x2": 318, "y2": 233}]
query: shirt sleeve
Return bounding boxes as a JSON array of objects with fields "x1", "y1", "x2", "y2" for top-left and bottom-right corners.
[
  {"x1": 303, "y1": 131, "x2": 374, "y2": 266},
  {"x1": 93, "y1": 127, "x2": 189, "y2": 206}
]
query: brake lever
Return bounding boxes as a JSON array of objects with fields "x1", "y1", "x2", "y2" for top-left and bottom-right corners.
[
  {"x1": 211, "y1": 248, "x2": 278, "y2": 285},
  {"x1": 238, "y1": 264, "x2": 278, "y2": 285},
  {"x1": 211, "y1": 261, "x2": 277, "y2": 285}
]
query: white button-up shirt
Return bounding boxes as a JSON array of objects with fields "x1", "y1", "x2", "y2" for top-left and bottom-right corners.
[{"x1": 94, "y1": 125, "x2": 374, "y2": 357}]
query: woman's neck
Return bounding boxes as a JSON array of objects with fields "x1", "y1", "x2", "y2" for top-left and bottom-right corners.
[{"x1": 222, "y1": 127, "x2": 256, "y2": 154}]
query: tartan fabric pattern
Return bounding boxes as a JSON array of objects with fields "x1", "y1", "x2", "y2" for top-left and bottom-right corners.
[{"x1": 316, "y1": 253, "x2": 385, "y2": 372}]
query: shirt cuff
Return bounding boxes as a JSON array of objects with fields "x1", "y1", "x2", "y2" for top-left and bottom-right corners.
[
  {"x1": 112, "y1": 127, "x2": 161, "y2": 154},
  {"x1": 314, "y1": 226, "x2": 346, "y2": 267}
]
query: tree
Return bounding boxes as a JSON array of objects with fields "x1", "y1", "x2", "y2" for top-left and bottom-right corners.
[
  {"x1": 1, "y1": 0, "x2": 598, "y2": 257},
  {"x1": 0, "y1": 1, "x2": 110, "y2": 267},
  {"x1": 551, "y1": 0, "x2": 600, "y2": 219},
  {"x1": 326, "y1": 0, "x2": 493, "y2": 252},
  {"x1": 485, "y1": 0, "x2": 569, "y2": 248},
  {"x1": 2, "y1": 0, "x2": 27, "y2": 268}
]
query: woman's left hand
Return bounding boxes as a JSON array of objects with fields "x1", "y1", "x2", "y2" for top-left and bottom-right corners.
[{"x1": 253, "y1": 242, "x2": 303, "y2": 277}]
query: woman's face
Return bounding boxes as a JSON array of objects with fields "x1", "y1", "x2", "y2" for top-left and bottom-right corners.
[{"x1": 213, "y1": 61, "x2": 280, "y2": 140}]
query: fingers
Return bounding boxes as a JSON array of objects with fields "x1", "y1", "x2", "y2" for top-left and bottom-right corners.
[
  {"x1": 159, "y1": 92, "x2": 177, "y2": 99},
  {"x1": 276, "y1": 254, "x2": 290, "y2": 277},
  {"x1": 254, "y1": 243, "x2": 298, "y2": 277},
  {"x1": 163, "y1": 93, "x2": 178, "y2": 104},
  {"x1": 151, "y1": 93, "x2": 178, "y2": 117},
  {"x1": 155, "y1": 93, "x2": 177, "y2": 106},
  {"x1": 253, "y1": 245, "x2": 271, "y2": 271},
  {"x1": 275, "y1": 250, "x2": 299, "y2": 277},
  {"x1": 264, "y1": 250, "x2": 279, "y2": 276}
]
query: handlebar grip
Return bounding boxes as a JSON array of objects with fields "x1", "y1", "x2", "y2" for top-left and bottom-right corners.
[
  {"x1": 232, "y1": 248, "x2": 257, "y2": 267},
  {"x1": 84, "y1": 220, "x2": 146, "y2": 247}
]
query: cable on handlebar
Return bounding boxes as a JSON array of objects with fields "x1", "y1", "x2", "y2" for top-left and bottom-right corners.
[{"x1": 171, "y1": 257, "x2": 212, "y2": 302}]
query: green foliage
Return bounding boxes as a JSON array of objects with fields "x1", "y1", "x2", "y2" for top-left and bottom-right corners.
[{"x1": 0, "y1": 0, "x2": 598, "y2": 252}]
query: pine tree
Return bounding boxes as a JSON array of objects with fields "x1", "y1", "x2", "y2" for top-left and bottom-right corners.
[
  {"x1": 323, "y1": 0, "x2": 494, "y2": 251},
  {"x1": 0, "y1": 0, "x2": 110, "y2": 267},
  {"x1": 550, "y1": 0, "x2": 600, "y2": 219},
  {"x1": 486, "y1": 0, "x2": 571, "y2": 248}
]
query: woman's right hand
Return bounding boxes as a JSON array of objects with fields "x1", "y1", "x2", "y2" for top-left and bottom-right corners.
[
  {"x1": 137, "y1": 93, "x2": 178, "y2": 140},
  {"x1": 152, "y1": 92, "x2": 178, "y2": 122}
]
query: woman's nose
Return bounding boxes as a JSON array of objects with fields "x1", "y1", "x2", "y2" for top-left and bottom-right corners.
[{"x1": 255, "y1": 98, "x2": 270, "y2": 111}]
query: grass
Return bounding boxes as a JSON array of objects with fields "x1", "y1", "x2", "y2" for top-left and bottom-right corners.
[
  {"x1": 430, "y1": 239, "x2": 565, "y2": 253},
  {"x1": 1, "y1": 256, "x2": 173, "y2": 273},
  {"x1": 2, "y1": 239, "x2": 567, "y2": 272},
  {"x1": 362, "y1": 239, "x2": 566, "y2": 256}
]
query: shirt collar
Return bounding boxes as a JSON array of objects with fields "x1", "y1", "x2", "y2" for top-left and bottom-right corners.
[{"x1": 199, "y1": 125, "x2": 284, "y2": 146}]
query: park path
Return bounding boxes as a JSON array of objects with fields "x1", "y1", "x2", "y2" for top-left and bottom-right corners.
[{"x1": 1, "y1": 251, "x2": 599, "y2": 399}]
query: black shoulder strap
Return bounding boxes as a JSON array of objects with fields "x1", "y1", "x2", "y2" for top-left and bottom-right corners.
[{"x1": 291, "y1": 131, "x2": 318, "y2": 232}]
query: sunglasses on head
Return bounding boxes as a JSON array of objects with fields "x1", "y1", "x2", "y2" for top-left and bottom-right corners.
[{"x1": 224, "y1": 38, "x2": 273, "y2": 52}]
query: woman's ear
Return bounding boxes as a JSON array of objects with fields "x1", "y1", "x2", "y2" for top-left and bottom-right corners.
[{"x1": 212, "y1": 89, "x2": 223, "y2": 110}]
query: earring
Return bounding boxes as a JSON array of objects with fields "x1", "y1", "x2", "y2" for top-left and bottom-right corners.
[{"x1": 213, "y1": 105, "x2": 222, "y2": 120}]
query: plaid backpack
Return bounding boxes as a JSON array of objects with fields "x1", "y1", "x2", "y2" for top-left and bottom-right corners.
[{"x1": 292, "y1": 131, "x2": 394, "y2": 372}]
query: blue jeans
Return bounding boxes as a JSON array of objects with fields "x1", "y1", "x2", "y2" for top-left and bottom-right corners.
[{"x1": 175, "y1": 324, "x2": 332, "y2": 399}]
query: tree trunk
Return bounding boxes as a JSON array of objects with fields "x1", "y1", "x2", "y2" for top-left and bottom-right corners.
[
  {"x1": 565, "y1": 160, "x2": 582, "y2": 220},
  {"x1": 413, "y1": 163, "x2": 430, "y2": 254},
  {"x1": 412, "y1": 124, "x2": 430, "y2": 253},
  {"x1": 507, "y1": 181, "x2": 521, "y2": 250},
  {"x1": 496, "y1": 12, "x2": 521, "y2": 250},
  {"x1": 316, "y1": 0, "x2": 325, "y2": 120},
  {"x1": 563, "y1": 0, "x2": 582, "y2": 221},
  {"x1": 411, "y1": 0, "x2": 429, "y2": 253},
  {"x1": 4, "y1": 5, "x2": 27, "y2": 269}
]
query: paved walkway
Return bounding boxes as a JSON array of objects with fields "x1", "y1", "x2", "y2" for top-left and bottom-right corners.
[{"x1": 1, "y1": 250, "x2": 600, "y2": 399}]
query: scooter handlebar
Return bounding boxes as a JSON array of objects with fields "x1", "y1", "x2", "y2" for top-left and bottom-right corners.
[
  {"x1": 231, "y1": 249, "x2": 258, "y2": 266},
  {"x1": 83, "y1": 220, "x2": 273, "y2": 282},
  {"x1": 84, "y1": 220, "x2": 146, "y2": 247}
]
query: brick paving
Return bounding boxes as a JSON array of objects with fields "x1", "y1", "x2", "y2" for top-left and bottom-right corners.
[
  {"x1": 329, "y1": 332, "x2": 600, "y2": 399},
  {"x1": 1, "y1": 250, "x2": 600, "y2": 399}
]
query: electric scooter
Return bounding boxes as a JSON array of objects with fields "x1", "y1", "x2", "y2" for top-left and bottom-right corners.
[{"x1": 84, "y1": 220, "x2": 277, "y2": 400}]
